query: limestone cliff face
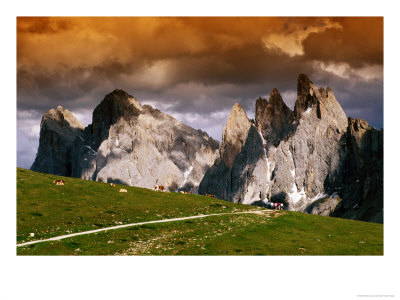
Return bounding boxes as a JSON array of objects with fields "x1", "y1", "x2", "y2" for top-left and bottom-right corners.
[
  {"x1": 198, "y1": 104, "x2": 268, "y2": 204},
  {"x1": 33, "y1": 90, "x2": 219, "y2": 193},
  {"x1": 255, "y1": 88, "x2": 294, "y2": 149},
  {"x1": 31, "y1": 76, "x2": 383, "y2": 222},
  {"x1": 270, "y1": 75, "x2": 348, "y2": 211},
  {"x1": 199, "y1": 74, "x2": 383, "y2": 223},
  {"x1": 220, "y1": 103, "x2": 252, "y2": 168},
  {"x1": 331, "y1": 118, "x2": 383, "y2": 222},
  {"x1": 31, "y1": 106, "x2": 84, "y2": 176}
]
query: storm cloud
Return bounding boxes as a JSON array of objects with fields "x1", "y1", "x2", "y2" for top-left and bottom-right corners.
[{"x1": 17, "y1": 17, "x2": 383, "y2": 169}]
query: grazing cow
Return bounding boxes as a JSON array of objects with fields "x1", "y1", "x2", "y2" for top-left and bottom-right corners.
[
  {"x1": 119, "y1": 188, "x2": 127, "y2": 193},
  {"x1": 205, "y1": 193, "x2": 215, "y2": 198},
  {"x1": 53, "y1": 179, "x2": 65, "y2": 186},
  {"x1": 184, "y1": 191, "x2": 190, "y2": 194},
  {"x1": 154, "y1": 185, "x2": 166, "y2": 192},
  {"x1": 110, "y1": 183, "x2": 116, "y2": 187},
  {"x1": 180, "y1": 191, "x2": 185, "y2": 194}
]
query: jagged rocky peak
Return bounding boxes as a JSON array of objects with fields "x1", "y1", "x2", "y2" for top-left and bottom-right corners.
[
  {"x1": 320, "y1": 86, "x2": 348, "y2": 130},
  {"x1": 32, "y1": 88, "x2": 219, "y2": 193},
  {"x1": 31, "y1": 106, "x2": 84, "y2": 176},
  {"x1": 347, "y1": 117, "x2": 382, "y2": 155},
  {"x1": 91, "y1": 89, "x2": 143, "y2": 148},
  {"x1": 200, "y1": 73, "x2": 383, "y2": 223},
  {"x1": 39, "y1": 106, "x2": 84, "y2": 146},
  {"x1": 198, "y1": 102, "x2": 268, "y2": 204},
  {"x1": 318, "y1": 86, "x2": 334, "y2": 99},
  {"x1": 93, "y1": 89, "x2": 143, "y2": 118},
  {"x1": 294, "y1": 73, "x2": 318, "y2": 119},
  {"x1": 255, "y1": 88, "x2": 294, "y2": 148},
  {"x1": 255, "y1": 88, "x2": 288, "y2": 116},
  {"x1": 294, "y1": 74, "x2": 347, "y2": 130},
  {"x1": 41, "y1": 105, "x2": 84, "y2": 130},
  {"x1": 221, "y1": 103, "x2": 252, "y2": 168},
  {"x1": 297, "y1": 73, "x2": 313, "y2": 96},
  {"x1": 349, "y1": 117, "x2": 370, "y2": 132},
  {"x1": 272, "y1": 76, "x2": 348, "y2": 209},
  {"x1": 68, "y1": 88, "x2": 220, "y2": 192}
]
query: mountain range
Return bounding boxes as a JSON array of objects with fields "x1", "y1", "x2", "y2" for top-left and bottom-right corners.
[{"x1": 30, "y1": 74, "x2": 383, "y2": 223}]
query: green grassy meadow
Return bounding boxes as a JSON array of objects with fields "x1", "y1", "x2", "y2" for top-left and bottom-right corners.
[{"x1": 17, "y1": 168, "x2": 383, "y2": 255}]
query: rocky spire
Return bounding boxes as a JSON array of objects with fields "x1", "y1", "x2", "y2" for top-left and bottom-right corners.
[
  {"x1": 200, "y1": 73, "x2": 382, "y2": 222},
  {"x1": 31, "y1": 106, "x2": 84, "y2": 176},
  {"x1": 40, "y1": 105, "x2": 84, "y2": 130},
  {"x1": 294, "y1": 73, "x2": 320, "y2": 120},
  {"x1": 319, "y1": 86, "x2": 348, "y2": 130},
  {"x1": 293, "y1": 74, "x2": 347, "y2": 131},
  {"x1": 220, "y1": 103, "x2": 252, "y2": 168},
  {"x1": 255, "y1": 88, "x2": 294, "y2": 148},
  {"x1": 199, "y1": 103, "x2": 267, "y2": 204}
]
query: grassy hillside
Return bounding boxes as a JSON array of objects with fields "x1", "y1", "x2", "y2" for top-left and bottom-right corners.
[{"x1": 17, "y1": 168, "x2": 383, "y2": 255}]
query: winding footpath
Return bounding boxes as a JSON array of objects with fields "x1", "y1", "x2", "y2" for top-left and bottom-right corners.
[{"x1": 17, "y1": 210, "x2": 266, "y2": 247}]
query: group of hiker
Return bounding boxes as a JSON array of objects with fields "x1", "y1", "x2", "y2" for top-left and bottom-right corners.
[{"x1": 264, "y1": 201, "x2": 284, "y2": 210}]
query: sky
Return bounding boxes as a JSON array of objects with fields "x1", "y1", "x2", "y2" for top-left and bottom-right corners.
[{"x1": 17, "y1": 17, "x2": 383, "y2": 169}]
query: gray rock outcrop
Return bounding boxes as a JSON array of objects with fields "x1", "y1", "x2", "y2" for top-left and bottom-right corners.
[
  {"x1": 31, "y1": 75, "x2": 383, "y2": 223},
  {"x1": 31, "y1": 106, "x2": 84, "y2": 176},
  {"x1": 269, "y1": 75, "x2": 348, "y2": 211},
  {"x1": 199, "y1": 74, "x2": 383, "y2": 223},
  {"x1": 198, "y1": 104, "x2": 269, "y2": 203},
  {"x1": 32, "y1": 90, "x2": 219, "y2": 193},
  {"x1": 331, "y1": 118, "x2": 383, "y2": 222},
  {"x1": 255, "y1": 88, "x2": 294, "y2": 149}
]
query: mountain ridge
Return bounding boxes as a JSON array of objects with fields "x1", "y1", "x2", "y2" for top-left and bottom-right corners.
[
  {"x1": 199, "y1": 74, "x2": 383, "y2": 223},
  {"x1": 31, "y1": 89, "x2": 219, "y2": 193},
  {"x1": 31, "y1": 74, "x2": 383, "y2": 223}
]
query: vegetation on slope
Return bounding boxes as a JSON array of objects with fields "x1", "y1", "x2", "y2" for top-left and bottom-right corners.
[{"x1": 17, "y1": 168, "x2": 383, "y2": 255}]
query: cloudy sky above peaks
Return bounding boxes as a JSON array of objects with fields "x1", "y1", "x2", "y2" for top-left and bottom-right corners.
[{"x1": 17, "y1": 17, "x2": 383, "y2": 169}]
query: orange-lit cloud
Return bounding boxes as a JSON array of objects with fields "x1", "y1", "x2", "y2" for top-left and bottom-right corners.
[
  {"x1": 17, "y1": 17, "x2": 383, "y2": 94},
  {"x1": 262, "y1": 18, "x2": 342, "y2": 56},
  {"x1": 302, "y1": 17, "x2": 383, "y2": 67}
]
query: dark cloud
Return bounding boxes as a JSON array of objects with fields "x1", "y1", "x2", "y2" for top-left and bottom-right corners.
[
  {"x1": 306, "y1": 69, "x2": 383, "y2": 129},
  {"x1": 302, "y1": 17, "x2": 383, "y2": 67},
  {"x1": 17, "y1": 110, "x2": 42, "y2": 169}
]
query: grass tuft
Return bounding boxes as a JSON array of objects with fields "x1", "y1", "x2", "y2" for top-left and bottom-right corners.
[{"x1": 30, "y1": 212, "x2": 43, "y2": 217}]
